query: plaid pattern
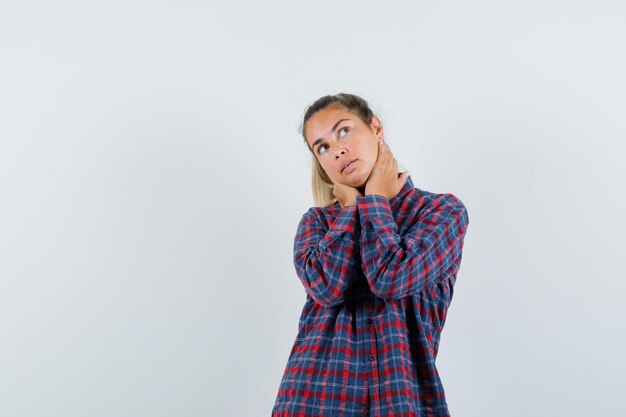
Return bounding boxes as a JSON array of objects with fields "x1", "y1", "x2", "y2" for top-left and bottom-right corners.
[{"x1": 272, "y1": 174, "x2": 469, "y2": 417}]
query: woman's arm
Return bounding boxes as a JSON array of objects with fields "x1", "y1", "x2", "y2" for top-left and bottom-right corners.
[
  {"x1": 293, "y1": 204, "x2": 360, "y2": 308},
  {"x1": 356, "y1": 192, "x2": 469, "y2": 301}
]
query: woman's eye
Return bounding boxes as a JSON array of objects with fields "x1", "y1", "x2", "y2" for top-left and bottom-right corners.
[
  {"x1": 338, "y1": 127, "x2": 349, "y2": 137},
  {"x1": 318, "y1": 144, "x2": 329, "y2": 154}
]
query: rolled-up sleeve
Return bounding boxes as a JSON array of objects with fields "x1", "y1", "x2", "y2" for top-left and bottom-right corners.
[
  {"x1": 356, "y1": 192, "x2": 469, "y2": 301},
  {"x1": 293, "y1": 204, "x2": 360, "y2": 307}
]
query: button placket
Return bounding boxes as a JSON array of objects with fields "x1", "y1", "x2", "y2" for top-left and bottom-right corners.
[
  {"x1": 357, "y1": 299, "x2": 374, "y2": 415},
  {"x1": 361, "y1": 371, "x2": 370, "y2": 416}
]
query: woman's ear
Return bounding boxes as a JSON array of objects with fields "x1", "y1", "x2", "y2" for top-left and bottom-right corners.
[{"x1": 370, "y1": 115, "x2": 384, "y2": 138}]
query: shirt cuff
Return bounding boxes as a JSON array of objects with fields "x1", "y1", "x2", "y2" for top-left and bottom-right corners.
[
  {"x1": 329, "y1": 203, "x2": 358, "y2": 233},
  {"x1": 356, "y1": 194, "x2": 395, "y2": 224}
]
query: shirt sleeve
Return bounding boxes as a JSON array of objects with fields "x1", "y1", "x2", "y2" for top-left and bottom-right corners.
[
  {"x1": 356, "y1": 192, "x2": 469, "y2": 301},
  {"x1": 293, "y1": 204, "x2": 360, "y2": 308}
]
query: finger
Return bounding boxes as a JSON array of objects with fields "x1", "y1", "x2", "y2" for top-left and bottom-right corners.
[
  {"x1": 387, "y1": 145, "x2": 398, "y2": 167},
  {"x1": 375, "y1": 140, "x2": 384, "y2": 165},
  {"x1": 379, "y1": 140, "x2": 389, "y2": 160},
  {"x1": 384, "y1": 141, "x2": 392, "y2": 157},
  {"x1": 385, "y1": 143, "x2": 392, "y2": 161},
  {"x1": 398, "y1": 171, "x2": 409, "y2": 186}
]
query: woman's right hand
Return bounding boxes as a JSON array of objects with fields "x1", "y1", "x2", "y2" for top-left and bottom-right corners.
[{"x1": 333, "y1": 182, "x2": 363, "y2": 207}]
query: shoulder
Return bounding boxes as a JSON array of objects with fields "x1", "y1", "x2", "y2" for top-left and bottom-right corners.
[
  {"x1": 402, "y1": 188, "x2": 469, "y2": 225},
  {"x1": 299, "y1": 201, "x2": 342, "y2": 224},
  {"x1": 410, "y1": 187, "x2": 466, "y2": 208}
]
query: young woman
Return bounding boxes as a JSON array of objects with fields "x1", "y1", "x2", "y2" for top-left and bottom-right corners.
[{"x1": 272, "y1": 93, "x2": 470, "y2": 417}]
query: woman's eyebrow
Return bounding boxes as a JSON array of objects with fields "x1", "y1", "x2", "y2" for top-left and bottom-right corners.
[{"x1": 311, "y1": 118, "x2": 350, "y2": 149}]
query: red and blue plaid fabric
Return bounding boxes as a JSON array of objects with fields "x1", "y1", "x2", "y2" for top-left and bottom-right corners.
[{"x1": 272, "y1": 174, "x2": 469, "y2": 417}]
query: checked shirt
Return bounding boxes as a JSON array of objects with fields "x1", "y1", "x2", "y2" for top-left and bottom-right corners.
[{"x1": 272, "y1": 174, "x2": 470, "y2": 417}]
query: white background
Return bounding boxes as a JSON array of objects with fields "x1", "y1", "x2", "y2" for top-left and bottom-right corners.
[{"x1": 1, "y1": 1, "x2": 624, "y2": 416}]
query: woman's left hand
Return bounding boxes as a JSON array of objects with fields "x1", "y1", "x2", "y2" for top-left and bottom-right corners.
[
  {"x1": 333, "y1": 181, "x2": 362, "y2": 207},
  {"x1": 365, "y1": 139, "x2": 409, "y2": 200}
]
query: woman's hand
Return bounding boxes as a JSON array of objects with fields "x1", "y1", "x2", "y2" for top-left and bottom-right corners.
[
  {"x1": 333, "y1": 182, "x2": 362, "y2": 207},
  {"x1": 365, "y1": 139, "x2": 409, "y2": 200}
]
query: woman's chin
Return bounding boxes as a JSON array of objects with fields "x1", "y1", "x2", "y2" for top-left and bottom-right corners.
[
  {"x1": 353, "y1": 175, "x2": 368, "y2": 189},
  {"x1": 336, "y1": 169, "x2": 369, "y2": 189},
  {"x1": 342, "y1": 179, "x2": 365, "y2": 189},
  {"x1": 343, "y1": 170, "x2": 365, "y2": 186}
]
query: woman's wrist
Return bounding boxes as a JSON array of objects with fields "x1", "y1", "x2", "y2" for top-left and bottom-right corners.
[{"x1": 364, "y1": 190, "x2": 387, "y2": 199}]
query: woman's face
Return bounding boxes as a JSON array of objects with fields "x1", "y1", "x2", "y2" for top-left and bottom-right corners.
[{"x1": 304, "y1": 104, "x2": 383, "y2": 188}]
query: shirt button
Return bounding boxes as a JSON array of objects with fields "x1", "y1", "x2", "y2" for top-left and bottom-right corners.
[
  {"x1": 368, "y1": 354, "x2": 375, "y2": 361},
  {"x1": 366, "y1": 318, "x2": 373, "y2": 324}
]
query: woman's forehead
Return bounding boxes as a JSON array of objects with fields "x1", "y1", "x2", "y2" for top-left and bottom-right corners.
[{"x1": 305, "y1": 107, "x2": 356, "y2": 140}]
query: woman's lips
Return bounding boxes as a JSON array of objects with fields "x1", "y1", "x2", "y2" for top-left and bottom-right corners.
[{"x1": 342, "y1": 159, "x2": 357, "y2": 173}]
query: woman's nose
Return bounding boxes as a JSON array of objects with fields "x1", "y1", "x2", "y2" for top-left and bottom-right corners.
[{"x1": 334, "y1": 147, "x2": 347, "y2": 158}]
